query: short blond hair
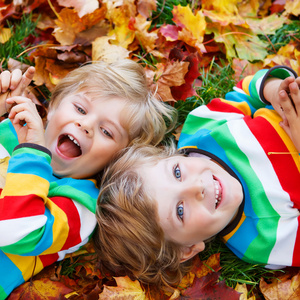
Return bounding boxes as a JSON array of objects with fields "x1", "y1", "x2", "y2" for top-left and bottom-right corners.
[
  {"x1": 49, "y1": 59, "x2": 177, "y2": 146},
  {"x1": 94, "y1": 144, "x2": 193, "y2": 287}
]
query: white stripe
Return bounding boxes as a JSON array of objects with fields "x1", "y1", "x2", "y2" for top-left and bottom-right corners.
[
  {"x1": 74, "y1": 201, "x2": 97, "y2": 243},
  {"x1": 190, "y1": 105, "x2": 243, "y2": 121},
  {"x1": 57, "y1": 237, "x2": 89, "y2": 261},
  {"x1": 228, "y1": 121, "x2": 299, "y2": 265},
  {"x1": 233, "y1": 86, "x2": 246, "y2": 94},
  {"x1": 267, "y1": 217, "x2": 298, "y2": 266},
  {"x1": 0, "y1": 215, "x2": 47, "y2": 246},
  {"x1": 0, "y1": 144, "x2": 9, "y2": 159},
  {"x1": 255, "y1": 76, "x2": 264, "y2": 102}
]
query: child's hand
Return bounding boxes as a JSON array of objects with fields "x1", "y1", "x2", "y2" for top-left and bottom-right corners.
[
  {"x1": 278, "y1": 78, "x2": 300, "y2": 153},
  {"x1": 0, "y1": 67, "x2": 35, "y2": 116},
  {"x1": 7, "y1": 96, "x2": 45, "y2": 146}
]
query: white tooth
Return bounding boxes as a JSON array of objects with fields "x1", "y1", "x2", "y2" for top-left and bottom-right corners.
[
  {"x1": 73, "y1": 139, "x2": 79, "y2": 146},
  {"x1": 68, "y1": 134, "x2": 74, "y2": 141}
]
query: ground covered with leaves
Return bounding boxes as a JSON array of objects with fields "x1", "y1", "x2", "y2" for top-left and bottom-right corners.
[{"x1": 1, "y1": 0, "x2": 300, "y2": 299}]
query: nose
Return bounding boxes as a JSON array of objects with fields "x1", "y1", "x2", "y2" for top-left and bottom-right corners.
[
  {"x1": 185, "y1": 181, "x2": 204, "y2": 201},
  {"x1": 75, "y1": 119, "x2": 93, "y2": 136}
]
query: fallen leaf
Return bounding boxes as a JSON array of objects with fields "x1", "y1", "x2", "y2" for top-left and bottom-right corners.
[
  {"x1": 0, "y1": 27, "x2": 11, "y2": 43},
  {"x1": 285, "y1": 0, "x2": 300, "y2": 16},
  {"x1": 99, "y1": 276, "x2": 146, "y2": 299},
  {"x1": 57, "y1": 0, "x2": 99, "y2": 18},
  {"x1": 260, "y1": 271, "x2": 300, "y2": 300}
]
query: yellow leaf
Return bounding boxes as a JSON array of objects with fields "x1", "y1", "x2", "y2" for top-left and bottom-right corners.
[
  {"x1": 285, "y1": 0, "x2": 300, "y2": 16},
  {"x1": 0, "y1": 27, "x2": 11, "y2": 44},
  {"x1": 172, "y1": 5, "x2": 206, "y2": 52},
  {"x1": 202, "y1": 0, "x2": 239, "y2": 15},
  {"x1": 99, "y1": 276, "x2": 146, "y2": 299},
  {"x1": 235, "y1": 283, "x2": 256, "y2": 300},
  {"x1": 92, "y1": 36, "x2": 130, "y2": 62},
  {"x1": 0, "y1": 157, "x2": 9, "y2": 189}
]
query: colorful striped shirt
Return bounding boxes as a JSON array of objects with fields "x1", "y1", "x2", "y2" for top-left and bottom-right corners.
[
  {"x1": 0, "y1": 119, "x2": 99, "y2": 299},
  {"x1": 178, "y1": 66, "x2": 300, "y2": 268}
]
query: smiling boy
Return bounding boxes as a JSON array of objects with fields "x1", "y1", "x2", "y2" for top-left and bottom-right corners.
[
  {"x1": 95, "y1": 65, "x2": 300, "y2": 288},
  {"x1": 0, "y1": 59, "x2": 176, "y2": 299}
]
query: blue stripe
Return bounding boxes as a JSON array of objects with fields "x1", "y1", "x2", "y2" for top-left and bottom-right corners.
[
  {"x1": 0, "y1": 251, "x2": 24, "y2": 298},
  {"x1": 25, "y1": 207, "x2": 54, "y2": 256}
]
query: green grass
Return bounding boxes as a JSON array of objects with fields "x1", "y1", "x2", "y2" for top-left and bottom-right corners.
[{"x1": 0, "y1": 13, "x2": 38, "y2": 69}]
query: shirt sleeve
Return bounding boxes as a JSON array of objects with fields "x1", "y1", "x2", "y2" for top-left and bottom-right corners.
[
  {"x1": 0, "y1": 143, "x2": 97, "y2": 257},
  {"x1": 225, "y1": 65, "x2": 298, "y2": 114}
]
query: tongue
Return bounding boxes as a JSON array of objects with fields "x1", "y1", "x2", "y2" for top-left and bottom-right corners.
[{"x1": 58, "y1": 136, "x2": 81, "y2": 158}]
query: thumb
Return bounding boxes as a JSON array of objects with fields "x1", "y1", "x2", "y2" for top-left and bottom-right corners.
[{"x1": 279, "y1": 121, "x2": 292, "y2": 139}]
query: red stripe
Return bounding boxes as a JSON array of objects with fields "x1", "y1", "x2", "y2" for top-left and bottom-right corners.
[
  {"x1": 50, "y1": 196, "x2": 82, "y2": 250},
  {"x1": 0, "y1": 194, "x2": 45, "y2": 220},
  {"x1": 207, "y1": 98, "x2": 245, "y2": 114},
  {"x1": 246, "y1": 116, "x2": 300, "y2": 207},
  {"x1": 39, "y1": 253, "x2": 59, "y2": 267}
]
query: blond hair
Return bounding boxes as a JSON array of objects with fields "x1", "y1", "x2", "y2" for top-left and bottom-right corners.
[
  {"x1": 94, "y1": 144, "x2": 193, "y2": 287},
  {"x1": 49, "y1": 59, "x2": 177, "y2": 146}
]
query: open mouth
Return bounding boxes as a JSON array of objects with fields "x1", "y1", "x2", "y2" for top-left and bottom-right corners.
[
  {"x1": 57, "y1": 134, "x2": 82, "y2": 158},
  {"x1": 213, "y1": 176, "x2": 222, "y2": 209}
]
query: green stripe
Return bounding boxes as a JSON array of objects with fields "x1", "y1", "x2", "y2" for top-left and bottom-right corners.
[
  {"x1": 215, "y1": 125, "x2": 279, "y2": 262},
  {"x1": 0, "y1": 120, "x2": 18, "y2": 155}
]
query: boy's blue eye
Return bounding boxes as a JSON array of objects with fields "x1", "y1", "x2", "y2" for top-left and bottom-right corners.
[
  {"x1": 177, "y1": 203, "x2": 184, "y2": 220},
  {"x1": 174, "y1": 165, "x2": 181, "y2": 180},
  {"x1": 101, "y1": 128, "x2": 112, "y2": 138},
  {"x1": 75, "y1": 105, "x2": 86, "y2": 114}
]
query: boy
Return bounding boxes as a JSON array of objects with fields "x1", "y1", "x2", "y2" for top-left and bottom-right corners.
[
  {"x1": 0, "y1": 59, "x2": 176, "y2": 298},
  {"x1": 95, "y1": 65, "x2": 300, "y2": 287}
]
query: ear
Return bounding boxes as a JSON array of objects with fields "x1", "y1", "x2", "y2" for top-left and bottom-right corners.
[{"x1": 180, "y1": 241, "x2": 205, "y2": 263}]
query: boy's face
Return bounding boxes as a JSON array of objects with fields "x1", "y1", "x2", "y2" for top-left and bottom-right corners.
[
  {"x1": 140, "y1": 155, "x2": 243, "y2": 254},
  {"x1": 45, "y1": 92, "x2": 129, "y2": 179}
]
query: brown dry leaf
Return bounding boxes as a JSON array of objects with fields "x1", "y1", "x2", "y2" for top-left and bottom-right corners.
[
  {"x1": 260, "y1": 271, "x2": 300, "y2": 300},
  {"x1": 57, "y1": 0, "x2": 99, "y2": 18},
  {"x1": 92, "y1": 36, "x2": 130, "y2": 62},
  {"x1": 99, "y1": 276, "x2": 146, "y2": 299},
  {"x1": 232, "y1": 58, "x2": 263, "y2": 81},
  {"x1": 137, "y1": 0, "x2": 156, "y2": 18},
  {"x1": 132, "y1": 14, "x2": 158, "y2": 52},
  {"x1": 235, "y1": 283, "x2": 256, "y2": 300}
]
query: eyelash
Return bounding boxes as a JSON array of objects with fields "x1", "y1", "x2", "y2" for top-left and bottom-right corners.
[
  {"x1": 101, "y1": 128, "x2": 112, "y2": 138},
  {"x1": 75, "y1": 104, "x2": 86, "y2": 115},
  {"x1": 177, "y1": 203, "x2": 184, "y2": 221}
]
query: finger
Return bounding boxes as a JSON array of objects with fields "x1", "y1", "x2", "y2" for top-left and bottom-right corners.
[
  {"x1": 0, "y1": 70, "x2": 12, "y2": 93},
  {"x1": 279, "y1": 89, "x2": 296, "y2": 117},
  {"x1": 279, "y1": 76, "x2": 295, "y2": 93},
  {"x1": 288, "y1": 81, "x2": 300, "y2": 112},
  {"x1": 9, "y1": 69, "x2": 22, "y2": 90},
  {"x1": 11, "y1": 66, "x2": 35, "y2": 97}
]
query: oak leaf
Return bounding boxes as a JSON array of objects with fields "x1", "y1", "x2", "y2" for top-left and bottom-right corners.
[{"x1": 99, "y1": 276, "x2": 146, "y2": 299}]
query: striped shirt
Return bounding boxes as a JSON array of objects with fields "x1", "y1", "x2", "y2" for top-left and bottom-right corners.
[
  {"x1": 0, "y1": 119, "x2": 99, "y2": 299},
  {"x1": 178, "y1": 66, "x2": 300, "y2": 268}
]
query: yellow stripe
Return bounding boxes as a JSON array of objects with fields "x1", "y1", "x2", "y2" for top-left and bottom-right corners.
[
  {"x1": 255, "y1": 109, "x2": 300, "y2": 172},
  {"x1": 242, "y1": 76, "x2": 253, "y2": 96},
  {"x1": 1, "y1": 173, "x2": 49, "y2": 199},
  {"x1": 43, "y1": 199, "x2": 70, "y2": 254},
  {"x1": 222, "y1": 213, "x2": 246, "y2": 241},
  {"x1": 222, "y1": 99, "x2": 251, "y2": 116},
  {"x1": 6, "y1": 253, "x2": 44, "y2": 280}
]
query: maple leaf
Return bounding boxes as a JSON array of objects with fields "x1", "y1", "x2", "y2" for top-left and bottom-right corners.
[
  {"x1": 137, "y1": 0, "x2": 157, "y2": 18},
  {"x1": 269, "y1": 0, "x2": 286, "y2": 14},
  {"x1": 180, "y1": 272, "x2": 241, "y2": 299},
  {"x1": 260, "y1": 270, "x2": 300, "y2": 300},
  {"x1": 232, "y1": 58, "x2": 263, "y2": 81},
  {"x1": 7, "y1": 278, "x2": 73, "y2": 299},
  {"x1": 99, "y1": 276, "x2": 146, "y2": 299},
  {"x1": 207, "y1": 23, "x2": 269, "y2": 61},
  {"x1": 171, "y1": 5, "x2": 207, "y2": 53},
  {"x1": 235, "y1": 283, "x2": 256, "y2": 300}
]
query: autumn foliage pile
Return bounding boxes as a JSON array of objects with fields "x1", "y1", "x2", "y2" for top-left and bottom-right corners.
[{"x1": 1, "y1": 0, "x2": 300, "y2": 299}]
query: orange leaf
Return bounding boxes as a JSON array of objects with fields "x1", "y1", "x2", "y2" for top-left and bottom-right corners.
[
  {"x1": 99, "y1": 276, "x2": 146, "y2": 299},
  {"x1": 8, "y1": 278, "x2": 73, "y2": 300},
  {"x1": 260, "y1": 271, "x2": 300, "y2": 300},
  {"x1": 137, "y1": 0, "x2": 157, "y2": 18}
]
